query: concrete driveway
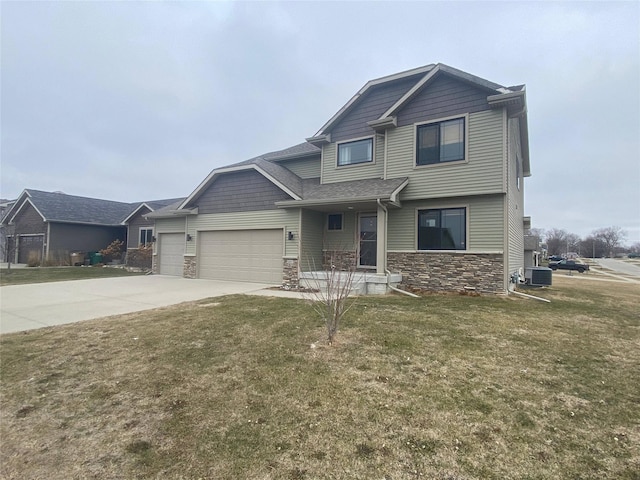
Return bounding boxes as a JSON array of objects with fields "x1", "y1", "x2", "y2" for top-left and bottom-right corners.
[{"x1": 0, "y1": 275, "x2": 295, "y2": 334}]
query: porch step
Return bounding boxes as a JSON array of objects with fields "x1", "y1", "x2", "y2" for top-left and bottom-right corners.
[{"x1": 299, "y1": 271, "x2": 402, "y2": 295}]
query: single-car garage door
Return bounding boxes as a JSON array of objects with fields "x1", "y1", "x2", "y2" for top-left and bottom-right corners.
[
  {"x1": 18, "y1": 235, "x2": 44, "y2": 264},
  {"x1": 198, "y1": 229, "x2": 283, "y2": 284},
  {"x1": 158, "y1": 233, "x2": 185, "y2": 276}
]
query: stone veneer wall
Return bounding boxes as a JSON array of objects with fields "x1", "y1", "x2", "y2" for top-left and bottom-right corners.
[
  {"x1": 282, "y1": 258, "x2": 299, "y2": 289},
  {"x1": 183, "y1": 256, "x2": 197, "y2": 279},
  {"x1": 387, "y1": 252, "x2": 504, "y2": 294},
  {"x1": 151, "y1": 254, "x2": 158, "y2": 274},
  {"x1": 322, "y1": 250, "x2": 357, "y2": 271}
]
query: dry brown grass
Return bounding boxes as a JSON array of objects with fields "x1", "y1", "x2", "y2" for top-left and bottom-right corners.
[{"x1": 1, "y1": 276, "x2": 638, "y2": 479}]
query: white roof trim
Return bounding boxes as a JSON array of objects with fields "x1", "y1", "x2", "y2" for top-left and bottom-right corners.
[
  {"x1": 314, "y1": 64, "x2": 435, "y2": 136},
  {"x1": 179, "y1": 163, "x2": 301, "y2": 210},
  {"x1": 381, "y1": 65, "x2": 442, "y2": 119},
  {"x1": 121, "y1": 202, "x2": 152, "y2": 225},
  {"x1": 252, "y1": 165, "x2": 302, "y2": 200},
  {"x1": 8, "y1": 197, "x2": 46, "y2": 224}
]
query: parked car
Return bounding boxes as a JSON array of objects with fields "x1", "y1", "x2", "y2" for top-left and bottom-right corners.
[
  {"x1": 628, "y1": 253, "x2": 639, "y2": 259},
  {"x1": 548, "y1": 259, "x2": 589, "y2": 273},
  {"x1": 548, "y1": 255, "x2": 564, "y2": 262}
]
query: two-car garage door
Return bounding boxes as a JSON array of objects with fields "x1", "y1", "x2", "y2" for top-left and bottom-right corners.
[{"x1": 198, "y1": 230, "x2": 283, "y2": 284}]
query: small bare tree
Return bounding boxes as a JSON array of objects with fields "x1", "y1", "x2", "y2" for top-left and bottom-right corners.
[
  {"x1": 303, "y1": 250, "x2": 358, "y2": 345},
  {"x1": 1, "y1": 223, "x2": 18, "y2": 272}
]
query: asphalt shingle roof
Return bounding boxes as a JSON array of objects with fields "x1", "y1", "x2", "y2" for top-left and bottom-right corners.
[
  {"x1": 297, "y1": 177, "x2": 408, "y2": 202},
  {"x1": 25, "y1": 190, "x2": 134, "y2": 225}
]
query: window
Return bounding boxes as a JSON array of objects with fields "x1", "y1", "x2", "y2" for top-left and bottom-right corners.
[
  {"x1": 417, "y1": 208, "x2": 466, "y2": 250},
  {"x1": 416, "y1": 117, "x2": 465, "y2": 165},
  {"x1": 337, "y1": 138, "x2": 373, "y2": 166},
  {"x1": 139, "y1": 228, "x2": 154, "y2": 246},
  {"x1": 327, "y1": 213, "x2": 343, "y2": 231}
]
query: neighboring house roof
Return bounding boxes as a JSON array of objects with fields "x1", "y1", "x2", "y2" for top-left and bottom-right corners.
[
  {"x1": 121, "y1": 197, "x2": 185, "y2": 224},
  {"x1": 0, "y1": 189, "x2": 185, "y2": 227},
  {"x1": 144, "y1": 199, "x2": 189, "y2": 219},
  {"x1": 4, "y1": 189, "x2": 134, "y2": 226}
]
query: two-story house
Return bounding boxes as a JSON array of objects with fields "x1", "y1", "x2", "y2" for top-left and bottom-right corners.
[{"x1": 149, "y1": 63, "x2": 531, "y2": 294}]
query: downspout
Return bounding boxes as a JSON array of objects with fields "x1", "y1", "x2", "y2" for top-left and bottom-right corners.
[
  {"x1": 46, "y1": 222, "x2": 51, "y2": 260},
  {"x1": 377, "y1": 198, "x2": 419, "y2": 299},
  {"x1": 376, "y1": 198, "x2": 387, "y2": 274},
  {"x1": 383, "y1": 129, "x2": 388, "y2": 180},
  {"x1": 509, "y1": 289, "x2": 550, "y2": 303}
]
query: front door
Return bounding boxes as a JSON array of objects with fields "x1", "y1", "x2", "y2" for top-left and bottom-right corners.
[{"x1": 359, "y1": 214, "x2": 377, "y2": 267}]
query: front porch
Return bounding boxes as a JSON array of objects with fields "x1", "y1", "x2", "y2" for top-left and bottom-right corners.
[{"x1": 299, "y1": 270, "x2": 403, "y2": 295}]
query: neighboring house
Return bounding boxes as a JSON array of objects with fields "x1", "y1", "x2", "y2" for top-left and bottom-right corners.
[
  {"x1": 0, "y1": 189, "x2": 181, "y2": 265},
  {"x1": 149, "y1": 63, "x2": 531, "y2": 294},
  {"x1": 122, "y1": 198, "x2": 184, "y2": 252},
  {"x1": 0, "y1": 199, "x2": 17, "y2": 262},
  {"x1": 524, "y1": 230, "x2": 540, "y2": 268}
]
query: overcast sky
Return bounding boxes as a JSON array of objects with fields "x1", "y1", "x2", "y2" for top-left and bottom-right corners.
[{"x1": 1, "y1": 1, "x2": 639, "y2": 244}]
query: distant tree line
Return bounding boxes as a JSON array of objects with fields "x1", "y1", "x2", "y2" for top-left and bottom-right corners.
[{"x1": 527, "y1": 226, "x2": 638, "y2": 258}]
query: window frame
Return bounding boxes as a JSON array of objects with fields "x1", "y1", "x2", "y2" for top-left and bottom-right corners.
[
  {"x1": 139, "y1": 227, "x2": 154, "y2": 246},
  {"x1": 326, "y1": 213, "x2": 344, "y2": 232},
  {"x1": 336, "y1": 136, "x2": 374, "y2": 167},
  {"x1": 415, "y1": 206, "x2": 468, "y2": 251},
  {"x1": 414, "y1": 114, "x2": 468, "y2": 168}
]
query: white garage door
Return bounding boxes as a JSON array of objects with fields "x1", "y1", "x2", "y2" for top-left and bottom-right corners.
[
  {"x1": 198, "y1": 230, "x2": 283, "y2": 284},
  {"x1": 158, "y1": 233, "x2": 184, "y2": 276}
]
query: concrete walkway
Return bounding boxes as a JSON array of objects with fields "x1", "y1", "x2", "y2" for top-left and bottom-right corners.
[
  {"x1": 595, "y1": 258, "x2": 640, "y2": 278},
  {"x1": 0, "y1": 275, "x2": 305, "y2": 334}
]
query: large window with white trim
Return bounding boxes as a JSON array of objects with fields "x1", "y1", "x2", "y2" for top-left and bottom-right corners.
[
  {"x1": 416, "y1": 117, "x2": 465, "y2": 166},
  {"x1": 418, "y1": 208, "x2": 466, "y2": 250},
  {"x1": 337, "y1": 138, "x2": 373, "y2": 166}
]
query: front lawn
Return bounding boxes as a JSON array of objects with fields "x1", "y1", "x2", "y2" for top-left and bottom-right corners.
[
  {"x1": 0, "y1": 266, "x2": 144, "y2": 286},
  {"x1": 1, "y1": 276, "x2": 638, "y2": 479}
]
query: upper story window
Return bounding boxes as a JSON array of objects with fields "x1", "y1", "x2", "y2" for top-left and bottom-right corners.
[
  {"x1": 416, "y1": 117, "x2": 465, "y2": 166},
  {"x1": 337, "y1": 138, "x2": 373, "y2": 166},
  {"x1": 139, "y1": 227, "x2": 154, "y2": 246},
  {"x1": 327, "y1": 213, "x2": 343, "y2": 231},
  {"x1": 418, "y1": 207, "x2": 466, "y2": 250}
]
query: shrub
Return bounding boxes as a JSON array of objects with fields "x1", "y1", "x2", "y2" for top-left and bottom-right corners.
[
  {"x1": 26, "y1": 251, "x2": 41, "y2": 267},
  {"x1": 126, "y1": 243, "x2": 152, "y2": 270},
  {"x1": 100, "y1": 239, "x2": 125, "y2": 263}
]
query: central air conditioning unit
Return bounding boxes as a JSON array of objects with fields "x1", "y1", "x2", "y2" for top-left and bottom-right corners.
[{"x1": 525, "y1": 267, "x2": 552, "y2": 287}]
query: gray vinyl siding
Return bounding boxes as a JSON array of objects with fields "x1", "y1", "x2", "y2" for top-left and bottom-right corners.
[
  {"x1": 506, "y1": 117, "x2": 525, "y2": 276},
  {"x1": 196, "y1": 170, "x2": 293, "y2": 214},
  {"x1": 49, "y1": 223, "x2": 125, "y2": 253},
  {"x1": 330, "y1": 74, "x2": 423, "y2": 143},
  {"x1": 387, "y1": 110, "x2": 505, "y2": 200},
  {"x1": 186, "y1": 209, "x2": 300, "y2": 258},
  {"x1": 300, "y1": 209, "x2": 324, "y2": 271},
  {"x1": 277, "y1": 156, "x2": 321, "y2": 179},
  {"x1": 321, "y1": 138, "x2": 385, "y2": 184},
  {"x1": 387, "y1": 196, "x2": 505, "y2": 252},
  {"x1": 126, "y1": 207, "x2": 153, "y2": 248},
  {"x1": 396, "y1": 74, "x2": 492, "y2": 127}
]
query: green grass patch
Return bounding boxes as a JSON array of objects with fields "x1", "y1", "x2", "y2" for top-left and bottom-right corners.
[
  {"x1": 1, "y1": 276, "x2": 638, "y2": 479},
  {"x1": 0, "y1": 266, "x2": 144, "y2": 286}
]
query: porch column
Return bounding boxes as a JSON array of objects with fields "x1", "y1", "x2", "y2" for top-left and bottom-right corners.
[{"x1": 376, "y1": 204, "x2": 387, "y2": 275}]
